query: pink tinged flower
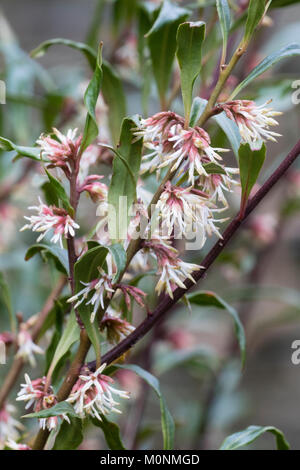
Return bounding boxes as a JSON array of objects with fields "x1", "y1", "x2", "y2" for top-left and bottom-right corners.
[
  {"x1": 66, "y1": 363, "x2": 130, "y2": 421},
  {"x1": 221, "y1": 100, "x2": 282, "y2": 147},
  {"x1": 116, "y1": 284, "x2": 147, "y2": 310},
  {"x1": 16, "y1": 327, "x2": 44, "y2": 367},
  {"x1": 67, "y1": 268, "x2": 115, "y2": 322},
  {"x1": 159, "y1": 126, "x2": 229, "y2": 185},
  {"x1": 197, "y1": 168, "x2": 240, "y2": 206},
  {"x1": 0, "y1": 404, "x2": 24, "y2": 448},
  {"x1": 37, "y1": 128, "x2": 82, "y2": 175},
  {"x1": 144, "y1": 238, "x2": 201, "y2": 298},
  {"x1": 79, "y1": 175, "x2": 108, "y2": 203},
  {"x1": 5, "y1": 439, "x2": 31, "y2": 450},
  {"x1": 20, "y1": 198, "x2": 79, "y2": 248},
  {"x1": 16, "y1": 374, "x2": 47, "y2": 410},
  {"x1": 100, "y1": 307, "x2": 135, "y2": 344}
]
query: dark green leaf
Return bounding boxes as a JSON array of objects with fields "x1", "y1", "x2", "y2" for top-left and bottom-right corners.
[
  {"x1": 53, "y1": 417, "x2": 83, "y2": 450},
  {"x1": 102, "y1": 61, "x2": 126, "y2": 145},
  {"x1": 91, "y1": 415, "x2": 126, "y2": 450},
  {"x1": 243, "y1": 0, "x2": 266, "y2": 44},
  {"x1": 23, "y1": 401, "x2": 78, "y2": 419},
  {"x1": 176, "y1": 21, "x2": 205, "y2": 122},
  {"x1": 80, "y1": 43, "x2": 103, "y2": 152},
  {"x1": 220, "y1": 425, "x2": 290, "y2": 450},
  {"x1": 216, "y1": 0, "x2": 231, "y2": 62},
  {"x1": 203, "y1": 162, "x2": 227, "y2": 175},
  {"x1": 239, "y1": 142, "x2": 266, "y2": 203},
  {"x1": 231, "y1": 43, "x2": 300, "y2": 99},
  {"x1": 46, "y1": 311, "x2": 80, "y2": 379},
  {"x1": 147, "y1": 0, "x2": 190, "y2": 105},
  {"x1": 188, "y1": 291, "x2": 246, "y2": 367},
  {"x1": 117, "y1": 364, "x2": 174, "y2": 450},
  {"x1": 271, "y1": 0, "x2": 300, "y2": 7},
  {"x1": 189, "y1": 96, "x2": 207, "y2": 127},
  {"x1": 25, "y1": 243, "x2": 69, "y2": 275},
  {"x1": 108, "y1": 117, "x2": 143, "y2": 242}
]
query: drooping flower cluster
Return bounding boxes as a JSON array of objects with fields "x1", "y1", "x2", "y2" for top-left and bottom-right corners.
[
  {"x1": 100, "y1": 306, "x2": 135, "y2": 344},
  {"x1": 16, "y1": 374, "x2": 69, "y2": 431},
  {"x1": 143, "y1": 235, "x2": 201, "y2": 298},
  {"x1": 66, "y1": 363, "x2": 130, "y2": 421},
  {"x1": 67, "y1": 267, "x2": 115, "y2": 322},
  {"x1": 220, "y1": 100, "x2": 282, "y2": 147},
  {"x1": 20, "y1": 197, "x2": 79, "y2": 248}
]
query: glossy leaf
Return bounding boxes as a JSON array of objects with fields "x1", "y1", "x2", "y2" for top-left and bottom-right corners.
[
  {"x1": 46, "y1": 311, "x2": 80, "y2": 379},
  {"x1": 25, "y1": 243, "x2": 69, "y2": 275},
  {"x1": 147, "y1": 0, "x2": 189, "y2": 105},
  {"x1": 239, "y1": 142, "x2": 266, "y2": 204},
  {"x1": 231, "y1": 43, "x2": 300, "y2": 99},
  {"x1": 216, "y1": 0, "x2": 231, "y2": 63},
  {"x1": 188, "y1": 291, "x2": 246, "y2": 367},
  {"x1": 80, "y1": 43, "x2": 103, "y2": 152},
  {"x1": 0, "y1": 136, "x2": 41, "y2": 160},
  {"x1": 31, "y1": 38, "x2": 96, "y2": 69},
  {"x1": 189, "y1": 96, "x2": 207, "y2": 126},
  {"x1": 23, "y1": 401, "x2": 78, "y2": 419},
  {"x1": 176, "y1": 21, "x2": 205, "y2": 122},
  {"x1": 220, "y1": 425, "x2": 290, "y2": 450},
  {"x1": 53, "y1": 417, "x2": 83, "y2": 450},
  {"x1": 102, "y1": 62, "x2": 127, "y2": 145},
  {"x1": 108, "y1": 117, "x2": 142, "y2": 242},
  {"x1": 91, "y1": 415, "x2": 126, "y2": 450},
  {"x1": 243, "y1": 0, "x2": 266, "y2": 44},
  {"x1": 0, "y1": 272, "x2": 16, "y2": 333},
  {"x1": 107, "y1": 243, "x2": 127, "y2": 281},
  {"x1": 117, "y1": 364, "x2": 175, "y2": 450}
]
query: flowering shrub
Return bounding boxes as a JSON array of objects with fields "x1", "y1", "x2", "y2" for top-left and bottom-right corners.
[{"x1": 0, "y1": 0, "x2": 300, "y2": 451}]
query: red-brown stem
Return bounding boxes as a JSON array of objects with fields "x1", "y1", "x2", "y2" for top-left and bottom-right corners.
[{"x1": 87, "y1": 138, "x2": 300, "y2": 370}]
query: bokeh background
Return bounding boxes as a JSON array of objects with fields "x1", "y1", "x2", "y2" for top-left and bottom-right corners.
[{"x1": 0, "y1": 0, "x2": 300, "y2": 450}]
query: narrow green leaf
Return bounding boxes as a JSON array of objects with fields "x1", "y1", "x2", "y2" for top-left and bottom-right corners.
[
  {"x1": 25, "y1": 243, "x2": 69, "y2": 275},
  {"x1": 0, "y1": 272, "x2": 16, "y2": 333},
  {"x1": 107, "y1": 243, "x2": 127, "y2": 281},
  {"x1": 239, "y1": 142, "x2": 266, "y2": 203},
  {"x1": 53, "y1": 417, "x2": 83, "y2": 450},
  {"x1": 231, "y1": 43, "x2": 300, "y2": 99},
  {"x1": 203, "y1": 162, "x2": 227, "y2": 175},
  {"x1": 0, "y1": 136, "x2": 41, "y2": 161},
  {"x1": 271, "y1": 0, "x2": 300, "y2": 7},
  {"x1": 102, "y1": 62, "x2": 127, "y2": 145},
  {"x1": 220, "y1": 425, "x2": 290, "y2": 450},
  {"x1": 46, "y1": 311, "x2": 80, "y2": 379},
  {"x1": 117, "y1": 364, "x2": 175, "y2": 450},
  {"x1": 45, "y1": 169, "x2": 73, "y2": 216},
  {"x1": 147, "y1": 0, "x2": 190, "y2": 105},
  {"x1": 243, "y1": 0, "x2": 266, "y2": 44},
  {"x1": 108, "y1": 117, "x2": 142, "y2": 242},
  {"x1": 90, "y1": 415, "x2": 126, "y2": 450},
  {"x1": 216, "y1": 0, "x2": 231, "y2": 63},
  {"x1": 189, "y1": 96, "x2": 207, "y2": 127},
  {"x1": 31, "y1": 38, "x2": 96, "y2": 69},
  {"x1": 214, "y1": 111, "x2": 241, "y2": 158},
  {"x1": 23, "y1": 401, "x2": 78, "y2": 419},
  {"x1": 176, "y1": 21, "x2": 205, "y2": 122},
  {"x1": 80, "y1": 43, "x2": 103, "y2": 152},
  {"x1": 188, "y1": 291, "x2": 246, "y2": 367}
]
